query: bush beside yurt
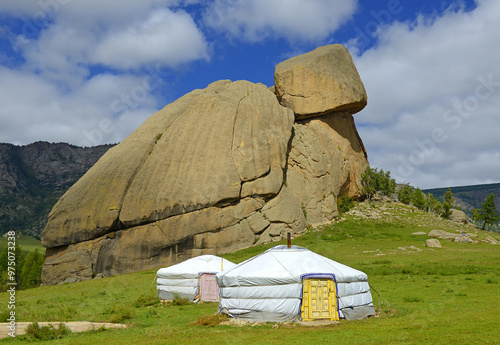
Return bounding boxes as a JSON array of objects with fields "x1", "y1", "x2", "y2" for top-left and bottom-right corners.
[
  {"x1": 157, "y1": 255, "x2": 236, "y2": 302},
  {"x1": 216, "y1": 245, "x2": 375, "y2": 322}
]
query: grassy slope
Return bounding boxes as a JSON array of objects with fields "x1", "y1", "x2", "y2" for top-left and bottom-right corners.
[
  {"x1": 1, "y1": 201, "x2": 499, "y2": 344},
  {"x1": 0, "y1": 235, "x2": 45, "y2": 254}
]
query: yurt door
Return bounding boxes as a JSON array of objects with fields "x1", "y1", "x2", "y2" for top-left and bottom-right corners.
[
  {"x1": 301, "y1": 278, "x2": 339, "y2": 321},
  {"x1": 199, "y1": 273, "x2": 219, "y2": 302}
]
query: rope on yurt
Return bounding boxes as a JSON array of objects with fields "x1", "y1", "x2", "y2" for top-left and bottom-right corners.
[
  {"x1": 138, "y1": 272, "x2": 159, "y2": 301},
  {"x1": 369, "y1": 284, "x2": 392, "y2": 308}
]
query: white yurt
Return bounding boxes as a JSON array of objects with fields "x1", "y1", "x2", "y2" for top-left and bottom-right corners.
[
  {"x1": 216, "y1": 245, "x2": 375, "y2": 322},
  {"x1": 157, "y1": 255, "x2": 236, "y2": 302}
]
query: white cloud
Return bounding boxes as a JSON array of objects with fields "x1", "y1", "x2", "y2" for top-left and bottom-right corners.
[
  {"x1": 0, "y1": 65, "x2": 158, "y2": 145},
  {"x1": 93, "y1": 8, "x2": 209, "y2": 69},
  {"x1": 354, "y1": 0, "x2": 500, "y2": 188},
  {"x1": 9, "y1": 2, "x2": 209, "y2": 72},
  {"x1": 204, "y1": 0, "x2": 358, "y2": 42},
  {"x1": 0, "y1": 1, "x2": 209, "y2": 146}
]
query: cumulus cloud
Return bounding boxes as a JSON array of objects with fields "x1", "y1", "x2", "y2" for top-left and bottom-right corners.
[
  {"x1": 0, "y1": 66, "x2": 158, "y2": 145},
  {"x1": 354, "y1": 0, "x2": 500, "y2": 188},
  {"x1": 93, "y1": 8, "x2": 209, "y2": 69},
  {"x1": 204, "y1": 0, "x2": 358, "y2": 42},
  {"x1": 0, "y1": 1, "x2": 209, "y2": 146}
]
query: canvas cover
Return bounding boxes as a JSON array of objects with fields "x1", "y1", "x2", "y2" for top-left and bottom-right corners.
[
  {"x1": 157, "y1": 255, "x2": 236, "y2": 301},
  {"x1": 216, "y1": 245, "x2": 375, "y2": 322}
]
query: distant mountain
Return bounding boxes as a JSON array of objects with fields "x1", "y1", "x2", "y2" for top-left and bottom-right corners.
[
  {"x1": 0, "y1": 141, "x2": 114, "y2": 239},
  {"x1": 423, "y1": 183, "x2": 500, "y2": 212},
  {"x1": 423, "y1": 183, "x2": 500, "y2": 230}
]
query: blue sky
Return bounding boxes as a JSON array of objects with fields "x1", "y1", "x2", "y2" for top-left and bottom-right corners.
[{"x1": 0, "y1": 0, "x2": 499, "y2": 189}]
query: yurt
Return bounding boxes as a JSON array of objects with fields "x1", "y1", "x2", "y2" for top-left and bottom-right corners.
[
  {"x1": 157, "y1": 255, "x2": 236, "y2": 302},
  {"x1": 216, "y1": 245, "x2": 375, "y2": 321}
]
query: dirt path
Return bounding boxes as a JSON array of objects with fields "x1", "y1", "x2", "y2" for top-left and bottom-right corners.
[{"x1": 0, "y1": 321, "x2": 127, "y2": 338}]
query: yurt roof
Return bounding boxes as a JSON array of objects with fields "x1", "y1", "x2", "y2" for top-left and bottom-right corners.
[
  {"x1": 157, "y1": 255, "x2": 236, "y2": 280},
  {"x1": 216, "y1": 245, "x2": 367, "y2": 287}
]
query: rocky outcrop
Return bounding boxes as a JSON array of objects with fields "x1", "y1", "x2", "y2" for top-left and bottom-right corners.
[
  {"x1": 41, "y1": 44, "x2": 370, "y2": 285},
  {"x1": 274, "y1": 44, "x2": 367, "y2": 119},
  {"x1": 449, "y1": 209, "x2": 468, "y2": 224},
  {"x1": 286, "y1": 112, "x2": 368, "y2": 224},
  {"x1": 428, "y1": 230, "x2": 458, "y2": 240}
]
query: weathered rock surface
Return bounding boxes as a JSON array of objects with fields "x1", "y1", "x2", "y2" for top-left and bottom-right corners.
[
  {"x1": 274, "y1": 44, "x2": 367, "y2": 119},
  {"x1": 286, "y1": 112, "x2": 368, "y2": 224},
  {"x1": 425, "y1": 239, "x2": 442, "y2": 248},
  {"x1": 484, "y1": 235, "x2": 499, "y2": 244},
  {"x1": 428, "y1": 230, "x2": 458, "y2": 240},
  {"x1": 41, "y1": 45, "x2": 370, "y2": 285},
  {"x1": 449, "y1": 209, "x2": 468, "y2": 224}
]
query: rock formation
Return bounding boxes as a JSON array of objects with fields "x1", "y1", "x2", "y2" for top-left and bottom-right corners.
[
  {"x1": 449, "y1": 209, "x2": 468, "y2": 224},
  {"x1": 41, "y1": 44, "x2": 369, "y2": 285}
]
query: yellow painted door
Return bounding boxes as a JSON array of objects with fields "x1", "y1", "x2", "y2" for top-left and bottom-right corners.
[{"x1": 301, "y1": 278, "x2": 339, "y2": 321}]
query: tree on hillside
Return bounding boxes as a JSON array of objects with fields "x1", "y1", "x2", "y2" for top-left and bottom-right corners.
[
  {"x1": 397, "y1": 183, "x2": 414, "y2": 205},
  {"x1": 472, "y1": 194, "x2": 499, "y2": 230},
  {"x1": 441, "y1": 188, "x2": 454, "y2": 219},
  {"x1": 361, "y1": 167, "x2": 396, "y2": 200},
  {"x1": 425, "y1": 193, "x2": 443, "y2": 215},
  {"x1": 412, "y1": 188, "x2": 426, "y2": 210},
  {"x1": 0, "y1": 243, "x2": 26, "y2": 291},
  {"x1": 19, "y1": 249, "x2": 44, "y2": 289}
]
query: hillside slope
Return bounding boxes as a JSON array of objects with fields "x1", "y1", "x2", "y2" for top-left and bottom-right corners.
[
  {"x1": 2, "y1": 199, "x2": 499, "y2": 344},
  {"x1": 0, "y1": 141, "x2": 114, "y2": 238}
]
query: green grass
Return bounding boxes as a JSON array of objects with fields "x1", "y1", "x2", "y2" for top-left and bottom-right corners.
[
  {"x1": 1, "y1": 201, "x2": 499, "y2": 344},
  {"x1": 0, "y1": 235, "x2": 45, "y2": 254}
]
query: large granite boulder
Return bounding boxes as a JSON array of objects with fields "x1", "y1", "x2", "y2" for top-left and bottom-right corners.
[
  {"x1": 274, "y1": 44, "x2": 367, "y2": 119},
  {"x1": 286, "y1": 112, "x2": 368, "y2": 224},
  {"x1": 41, "y1": 44, "x2": 370, "y2": 285}
]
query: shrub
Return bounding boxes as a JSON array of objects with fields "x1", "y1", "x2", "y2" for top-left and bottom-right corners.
[
  {"x1": 134, "y1": 295, "x2": 160, "y2": 308},
  {"x1": 403, "y1": 296, "x2": 422, "y2": 303},
  {"x1": 361, "y1": 167, "x2": 396, "y2": 200},
  {"x1": 104, "y1": 306, "x2": 136, "y2": 323},
  {"x1": 337, "y1": 194, "x2": 354, "y2": 215},
  {"x1": 0, "y1": 310, "x2": 10, "y2": 322},
  {"x1": 25, "y1": 322, "x2": 71, "y2": 341},
  {"x1": 172, "y1": 294, "x2": 191, "y2": 306},
  {"x1": 191, "y1": 313, "x2": 228, "y2": 327}
]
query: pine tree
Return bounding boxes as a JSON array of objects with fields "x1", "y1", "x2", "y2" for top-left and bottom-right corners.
[
  {"x1": 361, "y1": 167, "x2": 378, "y2": 200},
  {"x1": 20, "y1": 249, "x2": 44, "y2": 289},
  {"x1": 472, "y1": 194, "x2": 499, "y2": 230},
  {"x1": 397, "y1": 183, "x2": 414, "y2": 205},
  {"x1": 412, "y1": 188, "x2": 426, "y2": 210},
  {"x1": 425, "y1": 193, "x2": 442, "y2": 215},
  {"x1": 441, "y1": 189, "x2": 454, "y2": 219}
]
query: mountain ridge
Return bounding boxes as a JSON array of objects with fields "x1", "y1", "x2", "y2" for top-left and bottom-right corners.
[
  {"x1": 423, "y1": 182, "x2": 500, "y2": 212},
  {"x1": 0, "y1": 141, "x2": 115, "y2": 238}
]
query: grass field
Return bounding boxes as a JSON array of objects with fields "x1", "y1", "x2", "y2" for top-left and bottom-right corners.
[
  {"x1": 0, "y1": 235, "x2": 45, "y2": 254},
  {"x1": 1, "y1": 201, "x2": 499, "y2": 344}
]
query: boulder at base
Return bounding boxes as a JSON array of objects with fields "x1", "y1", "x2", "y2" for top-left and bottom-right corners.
[
  {"x1": 425, "y1": 239, "x2": 442, "y2": 248},
  {"x1": 41, "y1": 44, "x2": 370, "y2": 286}
]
